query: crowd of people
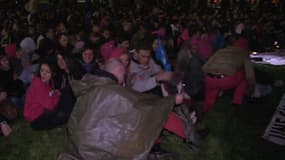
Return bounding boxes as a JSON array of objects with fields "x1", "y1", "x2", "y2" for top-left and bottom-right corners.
[{"x1": 0, "y1": 0, "x2": 284, "y2": 158}]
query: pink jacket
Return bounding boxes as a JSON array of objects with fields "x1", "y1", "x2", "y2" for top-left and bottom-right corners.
[
  {"x1": 198, "y1": 37, "x2": 213, "y2": 60},
  {"x1": 24, "y1": 76, "x2": 60, "y2": 123}
]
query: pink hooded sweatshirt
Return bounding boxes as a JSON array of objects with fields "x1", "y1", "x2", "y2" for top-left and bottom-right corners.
[
  {"x1": 198, "y1": 36, "x2": 213, "y2": 60},
  {"x1": 24, "y1": 76, "x2": 60, "y2": 122}
]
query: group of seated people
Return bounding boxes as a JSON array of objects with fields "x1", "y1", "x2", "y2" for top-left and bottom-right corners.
[
  {"x1": 0, "y1": 33, "x2": 256, "y2": 153},
  {"x1": 0, "y1": 2, "x2": 272, "y2": 158}
]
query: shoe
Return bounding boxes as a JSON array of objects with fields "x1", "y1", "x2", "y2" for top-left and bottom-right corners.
[
  {"x1": 184, "y1": 128, "x2": 210, "y2": 149},
  {"x1": 149, "y1": 144, "x2": 177, "y2": 159},
  {"x1": 197, "y1": 128, "x2": 210, "y2": 140}
]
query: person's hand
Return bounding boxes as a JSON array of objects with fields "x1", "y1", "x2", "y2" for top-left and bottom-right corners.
[
  {"x1": 175, "y1": 93, "x2": 184, "y2": 105},
  {"x1": 156, "y1": 72, "x2": 173, "y2": 82},
  {"x1": 0, "y1": 121, "x2": 12, "y2": 137}
]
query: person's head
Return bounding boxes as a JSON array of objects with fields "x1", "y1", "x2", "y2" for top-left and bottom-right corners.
[
  {"x1": 104, "y1": 58, "x2": 126, "y2": 85},
  {"x1": 137, "y1": 49, "x2": 151, "y2": 66},
  {"x1": 81, "y1": 46, "x2": 95, "y2": 64},
  {"x1": 101, "y1": 28, "x2": 112, "y2": 39},
  {"x1": 121, "y1": 19, "x2": 133, "y2": 32},
  {"x1": 120, "y1": 40, "x2": 130, "y2": 49},
  {"x1": 190, "y1": 43, "x2": 198, "y2": 54},
  {"x1": 119, "y1": 53, "x2": 130, "y2": 68},
  {"x1": 136, "y1": 40, "x2": 152, "y2": 66},
  {"x1": 138, "y1": 23, "x2": 152, "y2": 34},
  {"x1": 38, "y1": 62, "x2": 56, "y2": 84},
  {"x1": 56, "y1": 22, "x2": 67, "y2": 34},
  {"x1": 57, "y1": 33, "x2": 69, "y2": 48},
  {"x1": 91, "y1": 23, "x2": 101, "y2": 33},
  {"x1": 39, "y1": 39, "x2": 55, "y2": 56},
  {"x1": 117, "y1": 36, "x2": 130, "y2": 49},
  {"x1": 0, "y1": 55, "x2": 10, "y2": 70},
  {"x1": 20, "y1": 37, "x2": 36, "y2": 53},
  {"x1": 45, "y1": 27, "x2": 55, "y2": 40},
  {"x1": 1, "y1": 26, "x2": 10, "y2": 37},
  {"x1": 15, "y1": 45, "x2": 23, "y2": 59},
  {"x1": 27, "y1": 25, "x2": 35, "y2": 36},
  {"x1": 89, "y1": 32, "x2": 102, "y2": 44},
  {"x1": 12, "y1": 21, "x2": 20, "y2": 32},
  {"x1": 177, "y1": 45, "x2": 193, "y2": 64},
  {"x1": 56, "y1": 52, "x2": 72, "y2": 73}
]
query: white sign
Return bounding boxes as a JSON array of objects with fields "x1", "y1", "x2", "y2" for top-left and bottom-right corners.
[{"x1": 263, "y1": 94, "x2": 285, "y2": 145}]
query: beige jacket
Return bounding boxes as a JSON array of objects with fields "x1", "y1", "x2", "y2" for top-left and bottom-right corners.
[{"x1": 203, "y1": 46, "x2": 255, "y2": 85}]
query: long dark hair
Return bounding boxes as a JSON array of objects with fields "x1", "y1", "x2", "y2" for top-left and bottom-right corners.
[
  {"x1": 55, "y1": 51, "x2": 73, "y2": 72},
  {"x1": 36, "y1": 61, "x2": 57, "y2": 87}
]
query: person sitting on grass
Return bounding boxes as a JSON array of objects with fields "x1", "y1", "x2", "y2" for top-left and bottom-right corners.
[
  {"x1": 127, "y1": 39, "x2": 173, "y2": 95},
  {"x1": 24, "y1": 61, "x2": 71, "y2": 130},
  {"x1": 77, "y1": 45, "x2": 99, "y2": 74},
  {"x1": 202, "y1": 35, "x2": 256, "y2": 112},
  {"x1": 54, "y1": 52, "x2": 76, "y2": 121},
  {"x1": 0, "y1": 55, "x2": 25, "y2": 108}
]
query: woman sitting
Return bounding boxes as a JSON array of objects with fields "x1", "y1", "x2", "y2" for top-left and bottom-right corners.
[{"x1": 24, "y1": 61, "x2": 68, "y2": 130}]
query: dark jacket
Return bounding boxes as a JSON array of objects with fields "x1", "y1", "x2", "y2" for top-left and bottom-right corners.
[{"x1": 176, "y1": 51, "x2": 205, "y2": 98}]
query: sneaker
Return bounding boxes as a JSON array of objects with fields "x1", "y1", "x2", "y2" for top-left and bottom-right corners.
[{"x1": 149, "y1": 144, "x2": 177, "y2": 159}]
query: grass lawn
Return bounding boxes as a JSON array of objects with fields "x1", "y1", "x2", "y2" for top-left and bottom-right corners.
[
  {"x1": 163, "y1": 87, "x2": 285, "y2": 160},
  {"x1": 1, "y1": 68, "x2": 285, "y2": 160}
]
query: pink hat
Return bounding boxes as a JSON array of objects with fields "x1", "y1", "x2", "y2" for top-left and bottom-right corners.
[
  {"x1": 100, "y1": 40, "x2": 116, "y2": 61},
  {"x1": 110, "y1": 47, "x2": 126, "y2": 59}
]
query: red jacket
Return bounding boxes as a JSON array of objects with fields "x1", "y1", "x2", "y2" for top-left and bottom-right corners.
[{"x1": 24, "y1": 76, "x2": 60, "y2": 123}]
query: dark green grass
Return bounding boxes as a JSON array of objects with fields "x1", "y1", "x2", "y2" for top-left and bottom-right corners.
[
  {"x1": 163, "y1": 87, "x2": 285, "y2": 160},
  {"x1": 1, "y1": 88, "x2": 285, "y2": 160},
  {"x1": 0, "y1": 121, "x2": 66, "y2": 160}
]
